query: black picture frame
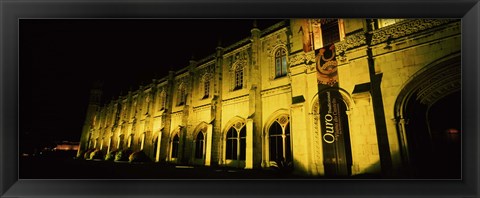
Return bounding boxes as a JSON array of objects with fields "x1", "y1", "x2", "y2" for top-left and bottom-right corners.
[{"x1": 1, "y1": 0, "x2": 479, "y2": 197}]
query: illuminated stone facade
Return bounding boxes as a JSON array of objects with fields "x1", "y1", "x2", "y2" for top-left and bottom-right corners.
[{"x1": 78, "y1": 19, "x2": 461, "y2": 178}]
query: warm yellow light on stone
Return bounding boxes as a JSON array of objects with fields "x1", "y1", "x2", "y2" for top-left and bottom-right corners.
[{"x1": 77, "y1": 19, "x2": 461, "y2": 178}]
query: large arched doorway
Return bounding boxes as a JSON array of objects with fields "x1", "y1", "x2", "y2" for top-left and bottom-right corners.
[
  {"x1": 314, "y1": 90, "x2": 353, "y2": 177},
  {"x1": 396, "y1": 55, "x2": 461, "y2": 178}
]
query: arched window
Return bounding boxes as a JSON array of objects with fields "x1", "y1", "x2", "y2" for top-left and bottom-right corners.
[
  {"x1": 234, "y1": 66, "x2": 243, "y2": 90},
  {"x1": 225, "y1": 122, "x2": 246, "y2": 160},
  {"x1": 269, "y1": 115, "x2": 291, "y2": 163},
  {"x1": 195, "y1": 132, "x2": 205, "y2": 159},
  {"x1": 171, "y1": 134, "x2": 180, "y2": 158},
  {"x1": 275, "y1": 48, "x2": 288, "y2": 78}
]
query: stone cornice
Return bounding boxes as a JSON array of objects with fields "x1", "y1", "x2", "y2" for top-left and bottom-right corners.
[
  {"x1": 197, "y1": 60, "x2": 215, "y2": 70},
  {"x1": 224, "y1": 38, "x2": 251, "y2": 54},
  {"x1": 335, "y1": 19, "x2": 456, "y2": 55},
  {"x1": 370, "y1": 19, "x2": 455, "y2": 45},
  {"x1": 222, "y1": 94, "x2": 249, "y2": 105},
  {"x1": 261, "y1": 84, "x2": 291, "y2": 97},
  {"x1": 260, "y1": 20, "x2": 287, "y2": 37},
  {"x1": 223, "y1": 43, "x2": 251, "y2": 58},
  {"x1": 197, "y1": 54, "x2": 216, "y2": 65},
  {"x1": 193, "y1": 104, "x2": 211, "y2": 112}
]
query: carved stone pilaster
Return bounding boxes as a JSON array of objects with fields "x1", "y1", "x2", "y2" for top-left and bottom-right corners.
[{"x1": 312, "y1": 100, "x2": 322, "y2": 167}]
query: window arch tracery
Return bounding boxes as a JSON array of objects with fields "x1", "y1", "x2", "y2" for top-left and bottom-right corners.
[
  {"x1": 225, "y1": 121, "x2": 246, "y2": 160},
  {"x1": 268, "y1": 115, "x2": 291, "y2": 163}
]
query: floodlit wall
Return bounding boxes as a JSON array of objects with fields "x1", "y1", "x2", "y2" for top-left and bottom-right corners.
[{"x1": 78, "y1": 18, "x2": 461, "y2": 177}]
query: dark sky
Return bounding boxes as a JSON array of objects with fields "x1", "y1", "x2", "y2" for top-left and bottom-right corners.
[{"x1": 20, "y1": 19, "x2": 282, "y2": 150}]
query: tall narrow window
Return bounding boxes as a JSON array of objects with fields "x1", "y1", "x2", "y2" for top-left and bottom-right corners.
[
  {"x1": 203, "y1": 78, "x2": 210, "y2": 99},
  {"x1": 275, "y1": 48, "x2": 288, "y2": 78},
  {"x1": 321, "y1": 19, "x2": 340, "y2": 46},
  {"x1": 171, "y1": 134, "x2": 180, "y2": 158},
  {"x1": 239, "y1": 127, "x2": 246, "y2": 160},
  {"x1": 269, "y1": 115, "x2": 291, "y2": 163},
  {"x1": 234, "y1": 66, "x2": 243, "y2": 90},
  {"x1": 226, "y1": 128, "x2": 238, "y2": 160},
  {"x1": 225, "y1": 122, "x2": 246, "y2": 160},
  {"x1": 195, "y1": 132, "x2": 205, "y2": 159}
]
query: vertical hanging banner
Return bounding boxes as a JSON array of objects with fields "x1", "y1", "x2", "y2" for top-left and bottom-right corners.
[
  {"x1": 316, "y1": 44, "x2": 338, "y2": 86},
  {"x1": 316, "y1": 44, "x2": 351, "y2": 176}
]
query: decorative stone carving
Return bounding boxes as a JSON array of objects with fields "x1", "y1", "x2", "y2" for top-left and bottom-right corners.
[
  {"x1": 266, "y1": 41, "x2": 287, "y2": 57},
  {"x1": 311, "y1": 18, "x2": 337, "y2": 25},
  {"x1": 231, "y1": 52, "x2": 248, "y2": 70},
  {"x1": 371, "y1": 19, "x2": 454, "y2": 45},
  {"x1": 416, "y1": 66, "x2": 460, "y2": 106},
  {"x1": 335, "y1": 31, "x2": 366, "y2": 55},
  {"x1": 336, "y1": 19, "x2": 455, "y2": 55},
  {"x1": 276, "y1": 115, "x2": 289, "y2": 127},
  {"x1": 288, "y1": 51, "x2": 315, "y2": 67},
  {"x1": 234, "y1": 121, "x2": 245, "y2": 131}
]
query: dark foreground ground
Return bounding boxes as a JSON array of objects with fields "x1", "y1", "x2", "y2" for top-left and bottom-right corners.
[
  {"x1": 20, "y1": 152, "x2": 382, "y2": 179},
  {"x1": 20, "y1": 156, "x2": 308, "y2": 180}
]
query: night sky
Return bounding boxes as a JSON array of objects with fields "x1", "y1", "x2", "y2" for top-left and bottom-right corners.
[{"x1": 20, "y1": 19, "x2": 282, "y2": 151}]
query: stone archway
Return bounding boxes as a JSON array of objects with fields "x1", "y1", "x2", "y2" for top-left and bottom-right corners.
[
  {"x1": 313, "y1": 88, "x2": 353, "y2": 177},
  {"x1": 395, "y1": 54, "x2": 461, "y2": 178}
]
